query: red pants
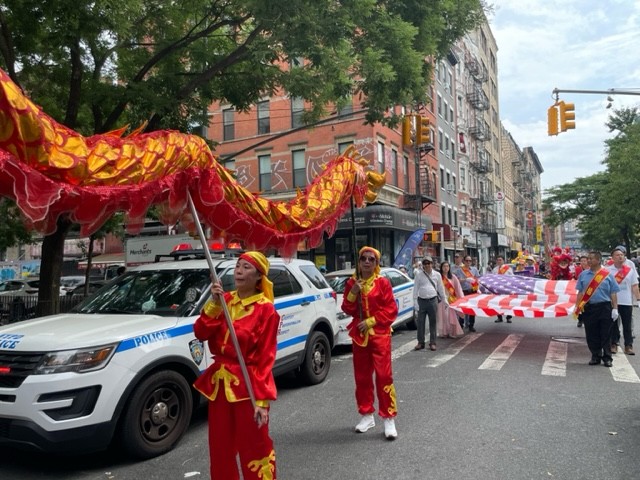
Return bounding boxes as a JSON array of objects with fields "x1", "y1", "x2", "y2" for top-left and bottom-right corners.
[
  {"x1": 208, "y1": 394, "x2": 276, "y2": 480},
  {"x1": 352, "y1": 333, "x2": 397, "y2": 418}
]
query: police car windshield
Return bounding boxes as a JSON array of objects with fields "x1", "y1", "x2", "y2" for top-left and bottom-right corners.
[{"x1": 72, "y1": 270, "x2": 211, "y2": 316}]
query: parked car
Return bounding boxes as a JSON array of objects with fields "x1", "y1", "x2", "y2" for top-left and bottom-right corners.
[
  {"x1": 326, "y1": 267, "x2": 415, "y2": 346},
  {"x1": 0, "y1": 278, "x2": 40, "y2": 322},
  {"x1": 60, "y1": 276, "x2": 87, "y2": 295},
  {"x1": 0, "y1": 256, "x2": 337, "y2": 458}
]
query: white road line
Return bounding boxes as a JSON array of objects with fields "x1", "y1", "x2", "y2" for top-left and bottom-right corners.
[
  {"x1": 392, "y1": 340, "x2": 421, "y2": 360},
  {"x1": 425, "y1": 333, "x2": 484, "y2": 368},
  {"x1": 541, "y1": 340, "x2": 568, "y2": 377},
  {"x1": 478, "y1": 334, "x2": 524, "y2": 371},
  {"x1": 610, "y1": 352, "x2": 640, "y2": 383}
]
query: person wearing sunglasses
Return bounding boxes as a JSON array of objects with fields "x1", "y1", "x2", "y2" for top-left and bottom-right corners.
[{"x1": 341, "y1": 246, "x2": 399, "y2": 440}]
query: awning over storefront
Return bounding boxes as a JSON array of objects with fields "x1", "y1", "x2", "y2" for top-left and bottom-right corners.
[
  {"x1": 337, "y1": 205, "x2": 431, "y2": 232},
  {"x1": 78, "y1": 253, "x2": 125, "y2": 269}
]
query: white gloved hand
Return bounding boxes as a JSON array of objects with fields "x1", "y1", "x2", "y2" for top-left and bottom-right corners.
[
  {"x1": 636, "y1": 300, "x2": 640, "y2": 308},
  {"x1": 611, "y1": 308, "x2": 619, "y2": 321}
]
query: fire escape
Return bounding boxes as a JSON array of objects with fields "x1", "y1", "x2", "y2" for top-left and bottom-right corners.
[{"x1": 465, "y1": 54, "x2": 494, "y2": 234}]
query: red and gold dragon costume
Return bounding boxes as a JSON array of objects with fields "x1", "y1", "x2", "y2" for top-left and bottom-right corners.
[{"x1": 0, "y1": 69, "x2": 385, "y2": 255}]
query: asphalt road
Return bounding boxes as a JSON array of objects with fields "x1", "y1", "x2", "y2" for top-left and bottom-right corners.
[{"x1": 2, "y1": 314, "x2": 640, "y2": 480}]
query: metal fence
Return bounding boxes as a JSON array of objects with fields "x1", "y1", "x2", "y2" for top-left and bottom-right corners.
[{"x1": 0, "y1": 295, "x2": 86, "y2": 326}]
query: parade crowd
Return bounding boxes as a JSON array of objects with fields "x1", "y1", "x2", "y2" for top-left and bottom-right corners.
[{"x1": 191, "y1": 245, "x2": 638, "y2": 479}]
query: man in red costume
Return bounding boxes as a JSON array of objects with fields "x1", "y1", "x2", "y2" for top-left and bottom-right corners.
[
  {"x1": 342, "y1": 246, "x2": 399, "y2": 440},
  {"x1": 193, "y1": 251, "x2": 280, "y2": 480}
]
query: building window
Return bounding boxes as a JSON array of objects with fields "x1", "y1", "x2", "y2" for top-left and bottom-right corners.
[
  {"x1": 391, "y1": 149, "x2": 398, "y2": 186},
  {"x1": 460, "y1": 166, "x2": 466, "y2": 191},
  {"x1": 377, "y1": 142, "x2": 385, "y2": 174},
  {"x1": 292, "y1": 149, "x2": 306, "y2": 188},
  {"x1": 446, "y1": 171, "x2": 451, "y2": 190},
  {"x1": 223, "y1": 108, "x2": 235, "y2": 141},
  {"x1": 440, "y1": 167, "x2": 445, "y2": 189},
  {"x1": 448, "y1": 208, "x2": 453, "y2": 225},
  {"x1": 432, "y1": 172, "x2": 438, "y2": 200},
  {"x1": 438, "y1": 130, "x2": 444, "y2": 152},
  {"x1": 454, "y1": 211, "x2": 458, "y2": 226},
  {"x1": 441, "y1": 205, "x2": 446, "y2": 223},
  {"x1": 452, "y1": 175, "x2": 457, "y2": 193},
  {"x1": 403, "y1": 155, "x2": 409, "y2": 191},
  {"x1": 338, "y1": 98, "x2": 354, "y2": 117},
  {"x1": 338, "y1": 141, "x2": 353, "y2": 153},
  {"x1": 259, "y1": 154, "x2": 271, "y2": 190},
  {"x1": 222, "y1": 159, "x2": 235, "y2": 173},
  {"x1": 437, "y1": 94, "x2": 443, "y2": 117},
  {"x1": 291, "y1": 97, "x2": 304, "y2": 129},
  {"x1": 258, "y1": 100, "x2": 270, "y2": 135}
]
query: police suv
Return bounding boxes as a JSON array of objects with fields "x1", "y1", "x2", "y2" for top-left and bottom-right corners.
[{"x1": 0, "y1": 256, "x2": 337, "y2": 458}]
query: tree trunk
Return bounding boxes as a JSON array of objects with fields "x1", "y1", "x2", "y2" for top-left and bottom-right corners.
[
  {"x1": 83, "y1": 233, "x2": 95, "y2": 296},
  {"x1": 36, "y1": 217, "x2": 72, "y2": 317}
]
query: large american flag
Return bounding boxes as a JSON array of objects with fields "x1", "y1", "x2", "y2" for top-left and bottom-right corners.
[{"x1": 450, "y1": 274, "x2": 578, "y2": 318}]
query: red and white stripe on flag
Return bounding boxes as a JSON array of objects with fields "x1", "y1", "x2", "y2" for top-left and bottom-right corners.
[{"x1": 450, "y1": 275, "x2": 578, "y2": 318}]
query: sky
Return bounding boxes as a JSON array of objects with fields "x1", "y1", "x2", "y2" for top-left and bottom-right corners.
[{"x1": 488, "y1": 0, "x2": 640, "y2": 192}]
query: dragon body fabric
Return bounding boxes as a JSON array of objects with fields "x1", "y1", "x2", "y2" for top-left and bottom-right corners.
[{"x1": 0, "y1": 69, "x2": 384, "y2": 255}]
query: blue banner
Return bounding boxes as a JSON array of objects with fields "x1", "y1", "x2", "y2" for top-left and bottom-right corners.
[{"x1": 393, "y1": 229, "x2": 425, "y2": 271}]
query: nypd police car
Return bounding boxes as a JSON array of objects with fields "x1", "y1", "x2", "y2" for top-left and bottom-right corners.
[{"x1": 0, "y1": 257, "x2": 337, "y2": 458}]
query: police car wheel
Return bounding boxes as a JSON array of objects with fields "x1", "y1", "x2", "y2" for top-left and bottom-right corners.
[
  {"x1": 119, "y1": 370, "x2": 193, "y2": 459},
  {"x1": 297, "y1": 331, "x2": 331, "y2": 386}
]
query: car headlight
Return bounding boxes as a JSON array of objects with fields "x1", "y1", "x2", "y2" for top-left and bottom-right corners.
[{"x1": 34, "y1": 343, "x2": 118, "y2": 374}]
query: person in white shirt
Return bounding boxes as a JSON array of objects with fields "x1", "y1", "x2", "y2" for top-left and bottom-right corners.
[
  {"x1": 607, "y1": 245, "x2": 640, "y2": 355},
  {"x1": 412, "y1": 256, "x2": 447, "y2": 351}
]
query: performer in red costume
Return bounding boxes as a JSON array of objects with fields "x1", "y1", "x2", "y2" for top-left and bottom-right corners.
[
  {"x1": 342, "y1": 246, "x2": 399, "y2": 440},
  {"x1": 551, "y1": 251, "x2": 574, "y2": 280},
  {"x1": 194, "y1": 251, "x2": 280, "y2": 480}
]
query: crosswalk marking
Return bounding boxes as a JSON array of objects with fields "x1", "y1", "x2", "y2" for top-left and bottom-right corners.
[
  {"x1": 541, "y1": 340, "x2": 568, "y2": 377},
  {"x1": 425, "y1": 333, "x2": 483, "y2": 368},
  {"x1": 478, "y1": 334, "x2": 524, "y2": 370},
  {"x1": 610, "y1": 352, "x2": 640, "y2": 383}
]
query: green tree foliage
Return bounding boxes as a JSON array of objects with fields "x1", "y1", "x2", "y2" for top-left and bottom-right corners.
[
  {"x1": 0, "y1": 199, "x2": 33, "y2": 255},
  {"x1": 0, "y1": 0, "x2": 485, "y2": 314},
  {"x1": 543, "y1": 107, "x2": 640, "y2": 253}
]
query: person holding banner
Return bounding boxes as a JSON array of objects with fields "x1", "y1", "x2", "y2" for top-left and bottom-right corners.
[
  {"x1": 575, "y1": 251, "x2": 620, "y2": 368},
  {"x1": 493, "y1": 256, "x2": 513, "y2": 323},
  {"x1": 193, "y1": 251, "x2": 280, "y2": 480},
  {"x1": 437, "y1": 261, "x2": 464, "y2": 338},
  {"x1": 453, "y1": 254, "x2": 481, "y2": 332},
  {"x1": 342, "y1": 246, "x2": 399, "y2": 440},
  {"x1": 606, "y1": 246, "x2": 640, "y2": 355}
]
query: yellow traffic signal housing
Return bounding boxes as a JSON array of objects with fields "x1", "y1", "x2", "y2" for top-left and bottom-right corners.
[
  {"x1": 559, "y1": 101, "x2": 576, "y2": 131},
  {"x1": 423, "y1": 230, "x2": 440, "y2": 242},
  {"x1": 547, "y1": 104, "x2": 559, "y2": 136},
  {"x1": 416, "y1": 116, "x2": 431, "y2": 145},
  {"x1": 401, "y1": 116, "x2": 412, "y2": 146}
]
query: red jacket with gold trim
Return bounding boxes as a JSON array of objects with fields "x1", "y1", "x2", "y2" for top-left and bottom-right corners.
[
  {"x1": 341, "y1": 274, "x2": 398, "y2": 347},
  {"x1": 193, "y1": 291, "x2": 280, "y2": 405}
]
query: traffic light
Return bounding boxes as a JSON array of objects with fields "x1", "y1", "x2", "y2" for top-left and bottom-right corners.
[
  {"x1": 423, "y1": 231, "x2": 440, "y2": 242},
  {"x1": 559, "y1": 101, "x2": 575, "y2": 131},
  {"x1": 401, "y1": 116, "x2": 412, "y2": 146},
  {"x1": 416, "y1": 115, "x2": 431, "y2": 145},
  {"x1": 547, "y1": 104, "x2": 559, "y2": 136}
]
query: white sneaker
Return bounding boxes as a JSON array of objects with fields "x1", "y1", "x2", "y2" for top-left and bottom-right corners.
[
  {"x1": 384, "y1": 418, "x2": 397, "y2": 440},
  {"x1": 355, "y1": 414, "x2": 375, "y2": 433}
]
